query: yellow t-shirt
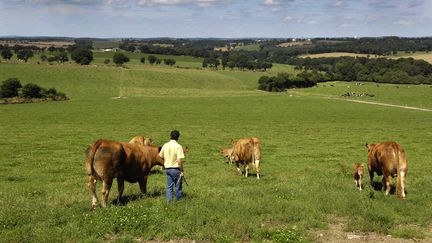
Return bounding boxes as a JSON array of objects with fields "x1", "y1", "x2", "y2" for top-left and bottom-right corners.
[{"x1": 159, "y1": 140, "x2": 185, "y2": 168}]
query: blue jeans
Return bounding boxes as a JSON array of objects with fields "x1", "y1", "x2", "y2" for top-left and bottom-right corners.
[{"x1": 166, "y1": 168, "x2": 182, "y2": 202}]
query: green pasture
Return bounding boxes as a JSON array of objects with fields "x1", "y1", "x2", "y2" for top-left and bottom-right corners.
[{"x1": 0, "y1": 60, "x2": 431, "y2": 242}]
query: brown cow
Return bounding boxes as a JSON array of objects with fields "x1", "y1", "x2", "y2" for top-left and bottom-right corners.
[
  {"x1": 231, "y1": 137, "x2": 261, "y2": 179},
  {"x1": 85, "y1": 139, "x2": 164, "y2": 209},
  {"x1": 129, "y1": 135, "x2": 152, "y2": 146},
  {"x1": 221, "y1": 147, "x2": 233, "y2": 164},
  {"x1": 366, "y1": 141, "x2": 408, "y2": 198},
  {"x1": 353, "y1": 163, "x2": 364, "y2": 191}
]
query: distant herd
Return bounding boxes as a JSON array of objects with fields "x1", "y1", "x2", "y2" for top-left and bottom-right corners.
[{"x1": 85, "y1": 136, "x2": 408, "y2": 209}]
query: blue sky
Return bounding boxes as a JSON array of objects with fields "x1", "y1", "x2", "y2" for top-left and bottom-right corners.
[{"x1": 0, "y1": 0, "x2": 431, "y2": 38}]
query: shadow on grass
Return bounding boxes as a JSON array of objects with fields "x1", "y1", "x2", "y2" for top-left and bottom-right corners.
[
  {"x1": 370, "y1": 181, "x2": 396, "y2": 195},
  {"x1": 111, "y1": 188, "x2": 165, "y2": 206}
]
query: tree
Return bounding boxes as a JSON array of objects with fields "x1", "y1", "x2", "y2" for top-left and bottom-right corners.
[
  {"x1": 1, "y1": 48, "x2": 13, "y2": 60},
  {"x1": 148, "y1": 55, "x2": 157, "y2": 64},
  {"x1": 58, "y1": 52, "x2": 69, "y2": 63},
  {"x1": 0, "y1": 78, "x2": 22, "y2": 98},
  {"x1": 202, "y1": 57, "x2": 220, "y2": 69},
  {"x1": 47, "y1": 46, "x2": 56, "y2": 53},
  {"x1": 113, "y1": 53, "x2": 130, "y2": 65},
  {"x1": 40, "y1": 54, "x2": 47, "y2": 62},
  {"x1": 16, "y1": 49, "x2": 34, "y2": 62},
  {"x1": 22, "y1": 83, "x2": 43, "y2": 98},
  {"x1": 163, "y1": 58, "x2": 176, "y2": 66},
  {"x1": 71, "y1": 48, "x2": 93, "y2": 65}
]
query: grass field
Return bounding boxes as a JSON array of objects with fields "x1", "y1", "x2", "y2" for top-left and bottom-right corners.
[
  {"x1": 300, "y1": 51, "x2": 432, "y2": 64},
  {"x1": 389, "y1": 51, "x2": 432, "y2": 64},
  {"x1": 1, "y1": 56, "x2": 432, "y2": 242}
]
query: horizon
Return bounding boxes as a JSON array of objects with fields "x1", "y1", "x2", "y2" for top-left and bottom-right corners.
[{"x1": 0, "y1": 0, "x2": 431, "y2": 38}]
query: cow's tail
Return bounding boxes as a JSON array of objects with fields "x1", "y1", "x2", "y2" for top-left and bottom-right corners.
[
  {"x1": 395, "y1": 144, "x2": 407, "y2": 198},
  {"x1": 85, "y1": 139, "x2": 104, "y2": 177}
]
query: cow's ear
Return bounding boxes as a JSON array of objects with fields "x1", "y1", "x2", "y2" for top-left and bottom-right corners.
[{"x1": 365, "y1": 143, "x2": 369, "y2": 149}]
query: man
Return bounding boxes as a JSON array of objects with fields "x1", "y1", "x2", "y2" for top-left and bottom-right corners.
[{"x1": 159, "y1": 130, "x2": 185, "y2": 202}]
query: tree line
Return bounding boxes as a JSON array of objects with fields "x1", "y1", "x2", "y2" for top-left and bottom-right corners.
[
  {"x1": 283, "y1": 56, "x2": 432, "y2": 84},
  {"x1": 0, "y1": 78, "x2": 67, "y2": 101},
  {"x1": 258, "y1": 71, "x2": 327, "y2": 92},
  {"x1": 202, "y1": 52, "x2": 272, "y2": 71}
]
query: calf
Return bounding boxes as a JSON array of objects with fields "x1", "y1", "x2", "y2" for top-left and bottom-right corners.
[{"x1": 353, "y1": 163, "x2": 364, "y2": 190}]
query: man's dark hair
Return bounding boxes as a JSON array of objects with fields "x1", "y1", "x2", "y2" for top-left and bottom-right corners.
[{"x1": 170, "y1": 130, "x2": 180, "y2": 140}]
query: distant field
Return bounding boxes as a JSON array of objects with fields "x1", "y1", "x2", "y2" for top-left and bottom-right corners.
[
  {"x1": 233, "y1": 43, "x2": 261, "y2": 51},
  {"x1": 301, "y1": 52, "x2": 380, "y2": 58},
  {"x1": 92, "y1": 40, "x2": 120, "y2": 49},
  {"x1": 389, "y1": 52, "x2": 432, "y2": 64},
  {"x1": 0, "y1": 57, "x2": 431, "y2": 242},
  {"x1": 0, "y1": 40, "x2": 73, "y2": 48},
  {"x1": 277, "y1": 41, "x2": 312, "y2": 47}
]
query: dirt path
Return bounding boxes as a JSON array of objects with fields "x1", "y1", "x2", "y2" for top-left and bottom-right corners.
[{"x1": 289, "y1": 91, "x2": 432, "y2": 112}]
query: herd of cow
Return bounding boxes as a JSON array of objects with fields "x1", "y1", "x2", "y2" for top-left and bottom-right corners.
[{"x1": 85, "y1": 136, "x2": 407, "y2": 209}]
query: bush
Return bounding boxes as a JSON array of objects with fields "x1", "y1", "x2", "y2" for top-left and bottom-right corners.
[
  {"x1": 71, "y1": 48, "x2": 93, "y2": 65},
  {"x1": 21, "y1": 83, "x2": 43, "y2": 98},
  {"x1": 0, "y1": 78, "x2": 22, "y2": 98},
  {"x1": 113, "y1": 53, "x2": 130, "y2": 65},
  {"x1": 104, "y1": 59, "x2": 110, "y2": 64},
  {"x1": 140, "y1": 57, "x2": 145, "y2": 64},
  {"x1": 148, "y1": 55, "x2": 157, "y2": 64}
]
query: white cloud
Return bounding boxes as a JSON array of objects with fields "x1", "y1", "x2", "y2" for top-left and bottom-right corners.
[
  {"x1": 283, "y1": 15, "x2": 293, "y2": 21},
  {"x1": 394, "y1": 20, "x2": 412, "y2": 26},
  {"x1": 137, "y1": 0, "x2": 222, "y2": 6},
  {"x1": 264, "y1": 0, "x2": 279, "y2": 5}
]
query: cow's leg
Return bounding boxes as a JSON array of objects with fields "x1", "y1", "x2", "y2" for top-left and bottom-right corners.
[
  {"x1": 101, "y1": 178, "x2": 113, "y2": 207},
  {"x1": 88, "y1": 176, "x2": 99, "y2": 210},
  {"x1": 369, "y1": 170, "x2": 374, "y2": 187},
  {"x1": 384, "y1": 175, "x2": 392, "y2": 196},
  {"x1": 354, "y1": 179, "x2": 358, "y2": 188},
  {"x1": 117, "y1": 178, "x2": 124, "y2": 204},
  {"x1": 255, "y1": 160, "x2": 260, "y2": 179},
  {"x1": 399, "y1": 171, "x2": 406, "y2": 198},
  {"x1": 138, "y1": 175, "x2": 148, "y2": 194},
  {"x1": 359, "y1": 176, "x2": 363, "y2": 191},
  {"x1": 235, "y1": 162, "x2": 242, "y2": 175},
  {"x1": 244, "y1": 163, "x2": 249, "y2": 177}
]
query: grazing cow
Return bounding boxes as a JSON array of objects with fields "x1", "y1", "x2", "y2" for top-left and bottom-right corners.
[
  {"x1": 129, "y1": 135, "x2": 152, "y2": 146},
  {"x1": 231, "y1": 137, "x2": 261, "y2": 179},
  {"x1": 366, "y1": 141, "x2": 408, "y2": 198},
  {"x1": 353, "y1": 163, "x2": 364, "y2": 191},
  {"x1": 85, "y1": 139, "x2": 164, "y2": 209},
  {"x1": 221, "y1": 147, "x2": 233, "y2": 164}
]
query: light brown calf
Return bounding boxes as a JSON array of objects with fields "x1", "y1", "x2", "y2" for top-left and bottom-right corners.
[{"x1": 353, "y1": 163, "x2": 364, "y2": 190}]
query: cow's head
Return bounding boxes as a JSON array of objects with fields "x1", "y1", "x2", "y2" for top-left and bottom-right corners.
[
  {"x1": 365, "y1": 143, "x2": 376, "y2": 153},
  {"x1": 183, "y1": 146, "x2": 190, "y2": 154}
]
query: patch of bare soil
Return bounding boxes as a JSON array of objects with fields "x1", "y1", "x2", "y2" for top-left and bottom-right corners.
[{"x1": 309, "y1": 218, "x2": 431, "y2": 243}]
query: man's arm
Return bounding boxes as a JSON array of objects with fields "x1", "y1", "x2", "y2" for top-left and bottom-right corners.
[{"x1": 178, "y1": 159, "x2": 184, "y2": 176}]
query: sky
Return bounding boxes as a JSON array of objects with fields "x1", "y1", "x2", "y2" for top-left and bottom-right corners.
[{"x1": 0, "y1": 0, "x2": 431, "y2": 38}]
